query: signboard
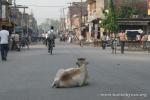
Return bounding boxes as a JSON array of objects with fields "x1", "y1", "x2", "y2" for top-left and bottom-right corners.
[
  {"x1": 117, "y1": 21, "x2": 149, "y2": 25},
  {"x1": 148, "y1": 0, "x2": 150, "y2": 15}
]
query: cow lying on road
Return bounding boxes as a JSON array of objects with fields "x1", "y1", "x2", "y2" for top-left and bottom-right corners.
[{"x1": 52, "y1": 58, "x2": 89, "y2": 88}]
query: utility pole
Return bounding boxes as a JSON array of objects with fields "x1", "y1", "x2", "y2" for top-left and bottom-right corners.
[
  {"x1": 11, "y1": 5, "x2": 28, "y2": 36},
  {"x1": 21, "y1": 6, "x2": 28, "y2": 29},
  {"x1": 67, "y1": 2, "x2": 72, "y2": 31},
  {"x1": 62, "y1": 8, "x2": 66, "y2": 32},
  {"x1": 61, "y1": 7, "x2": 67, "y2": 32},
  {"x1": 80, "y1": 0, "x2": 83, "y2": 35},
  {"x1": 27, "y1": 15, "x2": 29, "y2": 37},
  {"x1": 13, "y1": 0, "x2": 16, "y2": 34}
]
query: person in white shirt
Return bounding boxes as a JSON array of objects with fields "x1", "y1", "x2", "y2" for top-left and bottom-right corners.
[
  {"x1": 47, "y1": 26, "x2": 55, "y2": 54},
  {"x1": 0, "y1": 25, "x2": 9, "y2": 61}
]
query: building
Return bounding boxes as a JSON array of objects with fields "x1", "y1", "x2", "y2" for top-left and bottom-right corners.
[
  {"x1": 10, "y1": 7, "x2": 38, "y2": 37},
  {"x1": 66, "y1": 2, "x2": 88, "y2": 38},
  {"x1": 10, "y1": 8, "x2": 22, "y2": 26},
  {"x1": 0, "y1": 1, "x2": 2, "y2": 28},
  {"x1": 115, "y1": 0, "x2": 150, "y2": 35},
  {"x1": 28, "y1": 14, "x2": 38, "y2": 37},
  {"x1": 87, "y1": 0, "x2": 149, "y2": 42},
  {"x1": 87, "y1": 0, "x2": 103, "y2": 41},
  {"x1": 0, "y1": 0, "x2": 13, "y2": 30}
]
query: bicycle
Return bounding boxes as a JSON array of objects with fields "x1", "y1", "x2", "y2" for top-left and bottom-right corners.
[{"x1": 48, "y1": 40, "x2": 53, "y2": 55}]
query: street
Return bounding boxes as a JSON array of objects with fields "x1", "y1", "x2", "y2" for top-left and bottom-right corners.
[{"x1": 0, "y1": 42, "x2": 150, "y2": 100}]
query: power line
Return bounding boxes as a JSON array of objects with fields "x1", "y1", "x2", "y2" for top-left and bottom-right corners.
[{"x1": 26, "y1": 5, "x2": 64, "y2": 8}]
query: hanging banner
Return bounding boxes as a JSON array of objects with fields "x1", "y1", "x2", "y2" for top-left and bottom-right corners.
[{"x1": 148, "y1": 0, "x2": 150, "y2": 15}]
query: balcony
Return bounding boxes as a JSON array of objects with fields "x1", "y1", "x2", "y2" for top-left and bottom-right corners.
[
  {"x1": 87, "y1": 0, "x2": 96, "y2": 3},
  {"x1": 0, "y1": 0, "x2": 13, "y2": 27}
]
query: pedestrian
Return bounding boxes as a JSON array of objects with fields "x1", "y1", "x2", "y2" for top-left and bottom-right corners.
[
  {"x1": 118, "y1": 30, "x2": 126, "y2": 54},
  {"x1": 79, "y1": 34, "x2": 84, "y2": 47},
  {"x1": 0, "y1": 25, "x2": 10, "y2": 61},
  {"x1": 141, "y1": 34, "x2": 148, "y2": 49},
  {"x1": 11, "y1": 33, "x2": 20, "y2": 51},
  {"x1": 110, "y1": 34, "x2": 116, "y2": 53},
  {"x1": 101, "y1": 32, "x2": 107, "y2": 50}
]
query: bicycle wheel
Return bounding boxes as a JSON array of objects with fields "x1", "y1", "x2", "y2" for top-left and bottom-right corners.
[
  {"x1": 50, "y1": 44, "x2": 53, "y2": 55},
  {"x1": 48, "y1": 41, "x2": 53, "y2": 55}
]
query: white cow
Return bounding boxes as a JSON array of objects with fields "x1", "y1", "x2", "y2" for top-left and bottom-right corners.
[{"x1": 52, "y1": 58, "x2": 89, "y2": 88}]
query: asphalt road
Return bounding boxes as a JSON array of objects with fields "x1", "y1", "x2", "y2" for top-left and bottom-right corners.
[{"x1": 0, "y1": 42, "x2": 150, "y2": 100}]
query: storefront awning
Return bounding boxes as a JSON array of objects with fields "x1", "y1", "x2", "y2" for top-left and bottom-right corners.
[{"x1": 117, "y1": 20, "x2": 150, "y2": 26}]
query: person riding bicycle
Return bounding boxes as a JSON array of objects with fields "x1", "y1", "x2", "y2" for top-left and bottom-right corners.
[{"x1": 47, "y1": 26, "x2": 55, "y2": 54}]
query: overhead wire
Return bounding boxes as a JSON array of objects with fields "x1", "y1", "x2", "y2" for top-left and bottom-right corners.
[{"x1": 26, "y1": 5, "x2": 64, "y2": 8}]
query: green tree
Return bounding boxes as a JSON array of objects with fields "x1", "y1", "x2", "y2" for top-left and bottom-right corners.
[
  {"x1": 100, "y1": 0, "x2": 118, "y2": 33},
  {"x1": 100, "y1": 0, "x2": 118, "y2": 53},
  {"x1": 118, "y1": 6, "x2": 139, "y2": 18}
]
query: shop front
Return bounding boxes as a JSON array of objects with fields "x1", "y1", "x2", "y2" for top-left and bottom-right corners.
[
  {"x1": 117, "y1": 18, "x2": 150, "y2": 50},
  {"x1": 117, "y1": 19, "x2": 150, "y2": 35}
]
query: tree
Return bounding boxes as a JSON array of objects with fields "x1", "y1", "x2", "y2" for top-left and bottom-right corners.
[
  {"x1": 100, "y1": 0, "x2": 118, "y2": 53},
  {"x1": 118, "y1": 6, "x2": 139, "y2": 18},
  {"x1": 101, "y1": 0, "x2": 118, "y2": 33}
]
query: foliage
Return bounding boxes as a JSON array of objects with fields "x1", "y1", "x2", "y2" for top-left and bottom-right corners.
[
  {"x1": 117, "y1": 6, "x2": 139, "y2": 18},
  {"x1": 100, "y1": 0, "x2": 118, "y2": 33}
]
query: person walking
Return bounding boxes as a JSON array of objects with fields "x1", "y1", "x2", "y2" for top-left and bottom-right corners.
[
  {"x1": 11, "y1": 33, "x2": 20, "y2": 51},
  {"x1": 141, "y1": 34, "x2": 148, "y2": 49},
  {"x1": 79, "y1": 34, "x2": 84, "y2": 47},
  {"x1": 101, "y1": 32, "x2": 107, "y2": 50},
  {"x1": 0, "y1": 25, "x2": 9, "y2": 61},
  {"x1": 110, "y1": 35, "x2": 115, "y2": 54},
  {"x1": 118, "y1": 30, "x2": 126, "y2": 54}
]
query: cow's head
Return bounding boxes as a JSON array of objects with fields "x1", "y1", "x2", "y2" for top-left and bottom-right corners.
[{"x1": 76, "y1": 58, "x2": 88, "y2": 67}]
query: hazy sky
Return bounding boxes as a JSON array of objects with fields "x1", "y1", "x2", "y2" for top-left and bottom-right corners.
[{"x1": 16, "y1": 0, "x2": 85, "y2": 24}]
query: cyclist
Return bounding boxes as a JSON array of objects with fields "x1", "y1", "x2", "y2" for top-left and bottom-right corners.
[{"x1": 47, "y1": 26, "x2": 55, "y2": 54}]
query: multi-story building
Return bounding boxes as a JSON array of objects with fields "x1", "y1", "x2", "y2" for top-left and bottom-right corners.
[
  {"x1": 87, "y1": 0, "x2": 103, "y2": 41},
  {"x1": 0, "y1": 1, "x2": 2, "y2": 28},
  {"x1": 0, "y1": 0, "x2": 12, "y2": 30},
  {"x1": 10, "y1": 8, "x2": 21, "y2": 26},
  {"x1": 115, "y1": 0, "x2": 149, "y2": 35},
  {"x1": 87, "y1": 0, "x2": 149, "y2": 41},
  {"x1": 67, "y1": 2, "x2": 88, "y2": 38},
  {"x1": 1, "y1": 0, "x2": 38, "y2": 37},
  {"x1": 28, "y1": 14, "x2": 38, "y2": 37},
  {"x1": 10, "y1": 7, "x2": 38, "y2": 36}
]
